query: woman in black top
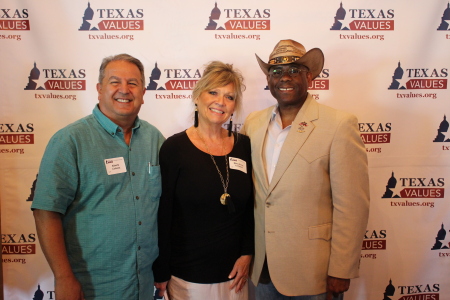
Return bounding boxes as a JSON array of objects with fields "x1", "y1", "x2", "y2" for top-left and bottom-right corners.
[{"x1": 153, "y1": 61, "x2": 254, "y2": 299}]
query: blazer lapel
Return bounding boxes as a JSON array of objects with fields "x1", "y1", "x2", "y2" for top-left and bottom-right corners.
[{"x1": 268, "y1": 95, "x2": 319, "y2": 194}]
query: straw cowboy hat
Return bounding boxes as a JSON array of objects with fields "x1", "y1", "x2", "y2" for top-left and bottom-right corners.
[{"x1": 255, "y1": 39, "x2": 324, "y2": 79}]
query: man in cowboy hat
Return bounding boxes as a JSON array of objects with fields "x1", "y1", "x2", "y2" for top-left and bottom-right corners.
[{"x1": 241, "y1": 39, "x2": 370, "y2": 300}]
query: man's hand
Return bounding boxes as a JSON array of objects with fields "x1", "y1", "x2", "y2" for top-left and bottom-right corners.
[
  {"x1": 55, "y1": 275, "x2": 84, "y2": 300},
  {"x1": 228, "y1": 255, "x2": 252, "y2": 293},
  {"x1": 326, "y1": 276, "x2": 350, "y2": 300}
]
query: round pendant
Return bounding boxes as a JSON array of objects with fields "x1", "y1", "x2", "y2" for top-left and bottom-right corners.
[{"x1": 220, "y1": 193, "x2": 230, "y2": 205}]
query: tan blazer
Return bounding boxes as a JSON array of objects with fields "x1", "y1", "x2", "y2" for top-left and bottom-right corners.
[{"x1": 242, "y1": 94, "x2": 370, "y2": 296}]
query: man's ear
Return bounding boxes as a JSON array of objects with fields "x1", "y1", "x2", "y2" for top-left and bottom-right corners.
[
  {"x1": 306, "y1": 72, "x2": 313, "y2": 85},
  {"x1": 96, "y1": 83, "x2": 102, "y2": 100}
]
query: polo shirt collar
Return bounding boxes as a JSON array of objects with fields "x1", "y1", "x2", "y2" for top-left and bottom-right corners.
[{"x1": 93, "y1": 105, "x2": 141, "y2": 137}]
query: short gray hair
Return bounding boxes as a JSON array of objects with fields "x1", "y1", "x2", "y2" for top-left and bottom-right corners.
[{"x1": 98, "y1": 53, "x2": 145, "y2": 87}]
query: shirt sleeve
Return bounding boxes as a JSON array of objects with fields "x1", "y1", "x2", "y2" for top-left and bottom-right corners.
[
  {"x1": 152, "y1": 137, "x2": 180, "y2": 282},
  {"x1": 31, "y1": 129, "x2": 79, "y2": 214}
]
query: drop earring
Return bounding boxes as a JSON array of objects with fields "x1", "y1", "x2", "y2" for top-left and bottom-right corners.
[
  {"x1": 194, "y1": 104, "x2": 199, "y2": 127},
  {"x1": 227, "y1": 113, "x2": 233, "y2": 137}
]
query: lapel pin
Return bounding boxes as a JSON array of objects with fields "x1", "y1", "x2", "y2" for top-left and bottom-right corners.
[{"x1": 297, "y1": 121, "x2": 308, "y2": 133}]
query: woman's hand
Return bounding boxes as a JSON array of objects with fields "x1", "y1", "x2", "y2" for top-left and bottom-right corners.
[
  {"x1": 228, "y1": 255, "x2": 252, "y2": 293},
  {"x1": 154, "y1": 281, "x2": 169, "y2": 299}
]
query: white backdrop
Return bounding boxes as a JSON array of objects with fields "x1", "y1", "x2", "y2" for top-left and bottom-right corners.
[{"x1": 1, "y1": 0, "x2": 450, "y2": 299}]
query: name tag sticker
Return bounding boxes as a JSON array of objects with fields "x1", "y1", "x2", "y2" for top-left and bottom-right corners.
[
  {"x1": 229, "y1": 157, "x2": 247, "y2": 173},
  {"x1": 104, "y1": 157, "x2": 127, "y2": 175}
]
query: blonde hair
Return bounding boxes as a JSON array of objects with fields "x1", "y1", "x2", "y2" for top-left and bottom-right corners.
[{"x1": 192, "y1": 61, "x2": 245, "y2": 115}]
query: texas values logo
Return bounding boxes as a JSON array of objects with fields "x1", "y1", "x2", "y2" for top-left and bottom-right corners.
[
  {"x1": 0, "y1": 8, "x2": 30, "y2": 30},
  {"x1": 0, "y1": 123, "x2": 34, "y2": 145},
  {"x1": 2, "y1": 233, "x2": 36, "y2": 256},
  {"x1": 26, "y1": 174, "x2": 38, "y2": 202},
  {"x1": 431, "y1": 223, "x2": 450, "y2": 252},
  {"x1": 381, "y1": 279, "x2": 440, "y2": 300},
  {"x1": 79, "y1": 2, "x2": 144, "y2": 30},
  {"x1": 433, "y1": 115, "x2": 450, "y2": 143},
  {"x1": 24, "y1": 62, "x2": 86, "y2": 91},
  {"x1": 146, "y1": 62, "x2": 201, "y2": 91},
  {"x1": 382, "y1": 172, "x2": 445, "y2": 198},
  {"x1": 330, "y1": 2, "x2": 394, "y2": 31},
  {"x1": 204, "y1": 2, "x2": 270, "y2": 30},
  {"x1": 264, "y1": 69, "x2": 329, "y2": 95},
  {"x1": 31, "y1": 284, "x2": 55, "y2": 300},
  {"x1": 32, "y1": 285, "x2": 44, "y2": 300},
  {"x1": 361, "y1": 229, "x2": 386, "y2": 260},
  {"x1": 437, "y1": 3, "x2": 450, "y2": 30},
  {"x1": 388, "y1": 62, "x2": 448, "y2": 90},
  {"x1": 382, "y1": 172, "x2": 444, "y2": 208},
  {"x1": 308, "y1": 69, "x2": 330, "y2": 91},
  {"x1": 359, "y1": 122, "x2": 391, "y2": 154}
]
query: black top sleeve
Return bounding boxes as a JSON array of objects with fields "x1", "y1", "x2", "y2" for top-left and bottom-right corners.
[{"x1": 152, "y1": 133, "x2": 180, "y2": 282}]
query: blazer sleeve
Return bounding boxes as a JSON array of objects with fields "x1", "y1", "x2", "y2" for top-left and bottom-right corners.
[{"x1": 327, "y1": 113, "x2": 370, "y2": 279}]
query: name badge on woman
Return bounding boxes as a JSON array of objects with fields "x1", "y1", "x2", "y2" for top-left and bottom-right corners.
[{"x1": 229, "y1": 157, "x2": 247, "y2": 173}]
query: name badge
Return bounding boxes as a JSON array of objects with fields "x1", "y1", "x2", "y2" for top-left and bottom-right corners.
[
  {"x1": 104, "y1": 157, "x2": 127, "y2": 175},
  {"x1": 229, "y1": 157, "x2": 247, "y2": 173}
]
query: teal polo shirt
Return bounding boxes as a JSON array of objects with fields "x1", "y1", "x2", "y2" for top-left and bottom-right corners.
[{"x1": 32, "y1": 105, "x2": 165, "y2": 299}]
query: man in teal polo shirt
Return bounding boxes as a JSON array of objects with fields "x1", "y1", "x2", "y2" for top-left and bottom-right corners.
[{"x1": 32, "y1": 53, "x2": 165, "y2": 300}]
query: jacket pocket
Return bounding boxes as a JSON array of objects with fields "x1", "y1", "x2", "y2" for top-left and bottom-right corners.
[{"x1": 308, "y1": 223, "x2": 332, "y2": 240}]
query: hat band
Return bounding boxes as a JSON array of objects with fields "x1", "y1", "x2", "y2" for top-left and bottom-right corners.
[{"x1": 268, "y1": 56, "x2": 302, "y2": 65}]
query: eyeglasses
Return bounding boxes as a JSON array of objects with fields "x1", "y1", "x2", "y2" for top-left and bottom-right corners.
[{"x1": 269, "y1": 66, "x2": 309, "y2": 78}]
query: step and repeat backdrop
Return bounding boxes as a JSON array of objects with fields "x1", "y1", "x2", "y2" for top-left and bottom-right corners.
[{"x1": 1, "y1": 0, "x2": 450, "y2": 299}]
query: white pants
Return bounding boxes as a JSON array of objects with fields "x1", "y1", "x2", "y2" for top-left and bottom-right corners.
[{"x1": 166, "y1": 275, "x2": 249, "y2": 300}]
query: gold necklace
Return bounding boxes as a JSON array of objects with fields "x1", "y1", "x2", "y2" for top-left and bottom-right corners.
[{"x1": 196, "y1": 128, "x2": 230, "y2": 206}]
